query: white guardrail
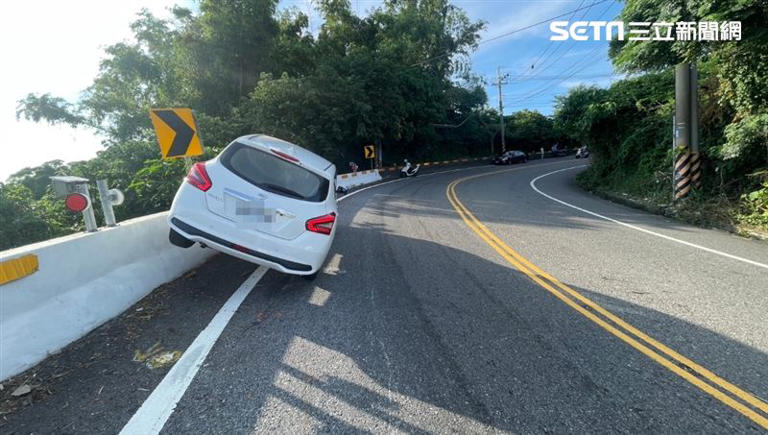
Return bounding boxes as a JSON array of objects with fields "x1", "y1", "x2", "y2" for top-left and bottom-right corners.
[
  {"x1": 0, "y1": 212, "x2": 214, "y2": 381},
  {"x1": 336, "y1": 169, "x2": 382, "y2": 190}
]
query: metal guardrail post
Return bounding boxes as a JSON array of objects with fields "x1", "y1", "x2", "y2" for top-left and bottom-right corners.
[
  {"x1": 97, "y1": 180, "x2": 117, "y2": 227},
  {"x1": 75, "y1": 184, "x2": 98, "y2": 232}
]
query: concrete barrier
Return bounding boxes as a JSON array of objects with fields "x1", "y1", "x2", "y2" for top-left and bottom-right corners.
[
  {"x1": 0, "y1": 212, "x2": 214, "y2": 381},
  {"x1": 336, "y1": 169, "x2": 382, "y2": 190}
]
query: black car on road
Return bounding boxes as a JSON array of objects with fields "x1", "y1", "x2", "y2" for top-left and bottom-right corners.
[{"x1": 492, "y1": 150, "x2": 528, "y2": 165}]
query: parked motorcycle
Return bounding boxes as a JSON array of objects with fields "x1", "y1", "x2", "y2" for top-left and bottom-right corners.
[
  {"x1": 575, "y1": 146, "x2": 590, "y2": 159},
  {"x1": 400, "y1": 159, "x2": 420, "y2": 178}
]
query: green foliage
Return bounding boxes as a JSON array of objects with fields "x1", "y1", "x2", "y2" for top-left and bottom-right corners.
[
  {"x1": 504, "y1": 110, "x2": 556, "y2": 153},
  {"x1": 15, "y1": 94, "x2": 85, "y2": 127},
  {"x1": 7, "y1": 160, "x2": 69, "y2": 199},
  {"x1": 0, "y1": 183, "x2": 69, "y2": 251},
  {"x1": 721, "y1": 113, "x2": 768, "y2": 161},
  {"x1": 569, "y1": 0, "x2": 768, "y2": 233},
  {"x1": 609, "y1": 0, "x2": 768, "y2": 73},
  {"x1": 740, "y1": 178, "x2": 768, "y2": 227},
  {"x1": 129, "y1": 159, "x2": 188, "y2": 213}
]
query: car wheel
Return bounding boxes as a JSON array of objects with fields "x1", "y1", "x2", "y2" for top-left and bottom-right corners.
[
  {"x1": 169, "y1": 228, "x2": 194, "y2": 248},
  {"x1": 302, "y1": 272, "x2": 318, "y2": 281}
]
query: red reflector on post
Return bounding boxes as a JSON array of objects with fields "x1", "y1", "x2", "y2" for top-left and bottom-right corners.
[
  {"x1": 65, "y1": 192, "x2": 90, "y2": 213},
  {"x1": 306, "y1": 213, "x2": 336, "y2": 235},
  {"x1": 186, "y1": 162, "x2": 212, "y2": 191}
]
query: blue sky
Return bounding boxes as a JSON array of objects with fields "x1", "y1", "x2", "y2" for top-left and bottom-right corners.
[
  {"x1": 464, "y1": 0, "x2": 625, "y2": 115},
  {"x1": 1, "y1": 0, "x2": 623, "y2": 180}
]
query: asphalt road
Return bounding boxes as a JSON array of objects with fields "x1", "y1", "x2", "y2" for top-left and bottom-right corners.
[{"x1": 3, "y1": 157, "x2": 767, "y2": 433}]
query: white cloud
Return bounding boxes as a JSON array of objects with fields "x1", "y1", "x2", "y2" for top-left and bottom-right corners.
[{"x1": 560, "y1": 76, "x2": 617, "y2": 89}]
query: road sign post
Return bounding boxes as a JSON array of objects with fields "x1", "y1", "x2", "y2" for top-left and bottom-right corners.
[{"x1": 149, "y1": 108, "x2": 204, "y2": 159}]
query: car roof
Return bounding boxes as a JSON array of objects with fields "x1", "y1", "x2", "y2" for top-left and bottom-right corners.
[{"x1": 234, "y1": 134, "x2": 335, "y2": 177}]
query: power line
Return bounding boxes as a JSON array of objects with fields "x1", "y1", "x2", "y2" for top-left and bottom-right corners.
[
  {"x1": 504, "y1": 44, "x2": 611, "y2": 103},
  {"x1": 505, "y1": 72, "x2": 621, "y2": 82},
  {"x1": 479, "y1": 0, "x2": 610, "y2": 45},
  {"x1": 512, "y1": 0, "x2": 616, "y2": 83},
  {"x1": 499, "y1": 1, "x2": 618, "y2": 103},
  {"x1": 409, "y1": 0, "x2": 612, "y2": 68},
  {"x1": 523, "y1": 0, "x2": 587, "y2": 76}
]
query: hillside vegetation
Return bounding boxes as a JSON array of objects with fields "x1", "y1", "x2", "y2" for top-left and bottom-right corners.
[{"x1": 552, "y1": 0, "x2": 767, "y2": 235}]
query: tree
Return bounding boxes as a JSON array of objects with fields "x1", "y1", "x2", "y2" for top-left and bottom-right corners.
[
  {"x1": 505, "y1": 110, "x2": 555, "y2": 153},
  {"x1": 7, "y1": 160, "x2": 69, "y2": 200},
  {"x1": 0, "y1": 183, "x2": 62, "y2": 250}
]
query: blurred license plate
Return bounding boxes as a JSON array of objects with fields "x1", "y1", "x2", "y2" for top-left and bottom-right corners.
[{"x1": 224, "y1": 189, "x2": 274, "y2": 223}]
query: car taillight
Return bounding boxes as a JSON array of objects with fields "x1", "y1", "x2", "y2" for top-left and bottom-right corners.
[
  {"x1": 186, "y1": 162, "x2": 212, "y2": 192},
  {"x1": 306, "y1": 213, "x2": 336, "y2": 235}
]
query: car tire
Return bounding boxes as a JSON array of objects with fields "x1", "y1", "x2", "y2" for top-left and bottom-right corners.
[
  {"x1": 169, "y1": 228, "x2": 194, "y2": 248},
  {"x1": 302, "y1": 272, "x2": 318, "y2": 281}
]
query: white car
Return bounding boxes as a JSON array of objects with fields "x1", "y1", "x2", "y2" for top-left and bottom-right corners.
[{"x1": 168, "y1": 134, "x2": 338, "y2": 279}]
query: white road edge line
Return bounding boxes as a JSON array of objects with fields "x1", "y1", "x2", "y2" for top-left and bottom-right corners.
[
  {"x1": 119, "y1": 266, "x2": 268, "y2": 435},
  {"x1": 530, "y1": 165, "x2": 768, "y2": 271},
  {"x1": 120, "y1": 160, "x2": 546, "y2": 434}
]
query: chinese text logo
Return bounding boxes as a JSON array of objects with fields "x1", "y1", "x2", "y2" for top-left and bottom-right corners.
[{"x1": 550, "y1": 21, "x2": 742, "y2": 41}]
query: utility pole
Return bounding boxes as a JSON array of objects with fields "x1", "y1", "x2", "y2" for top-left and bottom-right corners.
[
  {"x1": 673, "y1": 63, "x2": 699, "y2": 200},
  {"x1": 496, "y1": 67, "x2": 510, "y2": 154}
]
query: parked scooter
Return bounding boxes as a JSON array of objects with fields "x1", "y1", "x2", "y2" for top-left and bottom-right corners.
[
  {"x1": 400, "y1": 159, "x2": 420, "y2": 178},
  {"x1": 575, "y1": 146, "x2": 590, "y2": 159}
]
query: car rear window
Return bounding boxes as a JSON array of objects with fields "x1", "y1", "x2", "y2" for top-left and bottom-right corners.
[{"x1": 221, "y1": 142, "x2": 329, "y2": 202}]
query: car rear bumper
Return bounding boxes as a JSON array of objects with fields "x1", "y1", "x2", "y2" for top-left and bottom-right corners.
[{"x1": 170, "y1": 217, "x2": 313, "y2": 272}]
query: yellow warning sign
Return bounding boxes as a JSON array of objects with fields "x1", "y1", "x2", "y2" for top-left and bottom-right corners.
[
  {"x1": 364, "y1": 145, "x2": 375, "y2": 160},
  {"x1": 149, "y1": 108, "x2": 204, "y2": 159}
]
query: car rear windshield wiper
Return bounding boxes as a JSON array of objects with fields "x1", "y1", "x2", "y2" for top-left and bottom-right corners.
[{"x1": 257, "y1": 183, "x2": 305, "y2": 200}]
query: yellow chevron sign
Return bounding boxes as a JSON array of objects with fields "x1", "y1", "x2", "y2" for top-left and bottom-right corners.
[
  {"x1": 149, "y1": 108, "x2": 204, "y2": 159},
  {"x1": 364, "y1": 145, "x2": 375, "y2": 159}
]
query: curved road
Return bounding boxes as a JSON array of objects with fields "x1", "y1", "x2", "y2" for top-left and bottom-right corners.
[{"x1": 4, "y1": 158, "x2": 768, "y2": 433}]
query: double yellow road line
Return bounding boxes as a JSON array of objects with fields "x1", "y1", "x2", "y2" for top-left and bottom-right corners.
[{"x1": 446, "y1": 170, "x2": 768, "y2": 429}]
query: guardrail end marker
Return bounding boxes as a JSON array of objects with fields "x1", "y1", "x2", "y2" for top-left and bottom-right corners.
[{"x1": 0, "y1": 254, "x2": 39, "y2": 286}]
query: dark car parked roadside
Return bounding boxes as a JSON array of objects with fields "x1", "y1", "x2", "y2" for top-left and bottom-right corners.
[{"x1": 492, "y1": 150, "x2": 528, "y2": 165}]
